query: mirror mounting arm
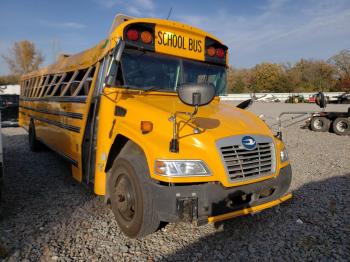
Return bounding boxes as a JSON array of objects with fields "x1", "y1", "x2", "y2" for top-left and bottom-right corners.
[
  {"x1": 169, "y1": 112, "x2": 179, "y2": 153},
  {"x1": 169, "y1": 105, "x2": 199, "y2": 153}
]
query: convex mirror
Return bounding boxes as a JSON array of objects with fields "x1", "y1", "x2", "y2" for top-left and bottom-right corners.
[{"x1": 178, "y1": 84, "x2": 215, "y2": 107}]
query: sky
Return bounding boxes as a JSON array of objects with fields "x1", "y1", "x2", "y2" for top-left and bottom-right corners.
[{"x1": 0, "y1": 0, "x2": 349, "y2": 75}]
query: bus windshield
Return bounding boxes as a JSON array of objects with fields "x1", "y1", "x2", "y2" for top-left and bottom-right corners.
[{"x1": 120, "y1": 48, "x2": 227, "y2": 95}]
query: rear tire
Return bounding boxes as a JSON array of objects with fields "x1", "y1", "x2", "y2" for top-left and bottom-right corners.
[
  {"x1": 108, "y1": 155, "x2": 159, "y2": 238},
  {"x1": 332, "y1": 118, "x2": 350, "y2": 136},
  {"x1": 310, "y1": 117, "x2": 330, "y2": 132},
  {"x1": 28, "y1": 120, "x2": 41, "y2": 152}
]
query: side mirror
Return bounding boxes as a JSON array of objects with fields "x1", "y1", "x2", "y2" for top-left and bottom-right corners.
[
  {"x1": 170, "y1": 84, "x2": 215, "y2": 153},
  {"x1": 236, "y1": 99, "x2": 253, "y2": 109},
  {"x1": 315, "y1": 92, "x2": 327, "y2": 109},
  {"x1": 178, "y1": 84, "x2": 215, "y2": 107}
]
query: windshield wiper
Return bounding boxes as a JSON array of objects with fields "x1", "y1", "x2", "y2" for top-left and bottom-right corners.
[
  {"x1": 118, "y1": 85, "x2": 160, "y2": 92},
  {"x1": 142, "y1": 86, "x2": 160, "y2": 92}
]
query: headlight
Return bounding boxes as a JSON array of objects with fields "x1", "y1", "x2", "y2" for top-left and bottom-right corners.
[
  {"x1": 155, "y1": 160, "x2": 211, "y2": 177},
  {"x1": 280, "y1": 147, "x2": 289, "y2": 163}
]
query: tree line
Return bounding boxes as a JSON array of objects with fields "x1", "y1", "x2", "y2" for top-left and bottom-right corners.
[
  {"x1": 1, "y1": 41, "x2": 350, "y2": 93},
  {"x1": 0, "y1": 41, "x2": 43, "y2": 85},
  {"x1": 227, "y1": 49, "x2": 350, "y2": 93}
]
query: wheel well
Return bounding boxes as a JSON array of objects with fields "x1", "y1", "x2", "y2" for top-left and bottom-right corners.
[
  {"x1": 105, "y1": 134, "x2": 129, "y2": 172},
  {"x1": 104, "y1": 135, "x2": 148, "y2": 204}
]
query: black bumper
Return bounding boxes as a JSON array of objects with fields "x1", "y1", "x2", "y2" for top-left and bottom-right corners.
[{"x1": 146, "y1": 165, "x2": 292, "y2": 224}]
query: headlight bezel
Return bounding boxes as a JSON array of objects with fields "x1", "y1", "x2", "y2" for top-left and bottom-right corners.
[{"x1": 154, "y1": 160, "x2": 211, "y2": 177}]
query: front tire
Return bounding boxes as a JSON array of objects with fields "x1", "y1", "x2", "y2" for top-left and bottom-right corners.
[
  {"x1": 310, "y1": 117, "x2": 330, "y2": 132},
  {"x1": 108, "y1": 155, "x2": 159, "y2": 238}
]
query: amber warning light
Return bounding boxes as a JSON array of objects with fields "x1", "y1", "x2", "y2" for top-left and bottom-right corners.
[
  {"x1": 127, "y1": 29, "x2": 153, "y2": 44},
  {"x1": 141, "y1": 31, "x2": 152, "y2": 44},
  {"x1": 207, "y1": 46, "x2": 225, "y2": 58},
  {"x1": 141, "y1": 121, "x2": 153, "y2": 134}
]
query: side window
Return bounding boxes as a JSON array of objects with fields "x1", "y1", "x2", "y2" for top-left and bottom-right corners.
[
  {"x1": 25, "y1": 79, "x2": 30, "y2": 97},
  {"x1": 39, "y1": 75, "x2": 53, "y2": 97},
  {"x1": 28, "y1": 79, "x2": 34, "y2": 97},
  {"x1": 60, "y1": 66, "x2": 96, "y2": 97},
  {"x1": 28, "y1": 78, "x2": 35, "y2": 97},
  {"x1": 43, "y1": 74, "x2": 61, "y2": 97},
  {"x1": 69, "y1": 82, "x2": 80, "y2": 96},
  {"x1": 32, "y1": 77, "x2": 41, "y2": 97},
  {"x1": 32, "y1": 76, "x2": 43, "y2": 98},
  {"x1": 25, "y1": 80, "x2": 30, "y2": 97},
  {"x1": 52, "y1": 72, "x2": 74, "y2": 96},
  {"x1": 75, "y1": 66, "x2": 96, "y2": 96},
  {"x1": 49, "y1": 72, "x2": 66, "y2": 96},
  {"x1": 69, "y1": 69, "x2": 87, "y2": 96},
  {"x1": 60, "y1": 71, "x2": 78, "y2": 96},
  {"x1": 34, "y1": 76, "x2": 46, "y2": 97},
  {"x1": 29, "y1": 77, "x2": 37, "y2": 97}
]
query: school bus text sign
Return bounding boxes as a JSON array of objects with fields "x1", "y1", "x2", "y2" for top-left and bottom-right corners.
[{"x1": 155, "y1": 25, "x2": 205, "y2": 61}]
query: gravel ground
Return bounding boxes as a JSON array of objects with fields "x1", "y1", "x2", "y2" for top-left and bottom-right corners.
[{"x1": 0, "y1": 103, "x2": 349, "y2": 261}]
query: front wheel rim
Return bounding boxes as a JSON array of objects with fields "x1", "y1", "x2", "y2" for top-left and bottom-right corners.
[{"x1": 115, "y1": 174, "x2": 136, "y2": 221}]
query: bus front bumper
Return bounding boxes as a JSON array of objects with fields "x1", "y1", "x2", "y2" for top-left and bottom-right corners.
[
  {"x1": 207, "y1": 193, "x2": 292, "y2": 223},
  {"x1": 147, "y1": 165, "x2": 292, "y2": 225}
]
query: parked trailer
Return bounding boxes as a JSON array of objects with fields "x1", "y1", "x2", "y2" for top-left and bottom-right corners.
[
  {"x1": 309, "y1": 110, "x2": 350, "y2": 135},
  {"x1": 277, "y1": 92, "x2": 350, "y2": 136},
  {"x1": 0, "y1": 85, "x2": 20, "y2": 128}
]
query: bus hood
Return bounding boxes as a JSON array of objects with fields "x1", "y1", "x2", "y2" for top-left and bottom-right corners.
[
  {"x1": 112, "y1": 92, "x2": 280, "y2": 186},
  {"x1": 133, "y1": 94, "x2": 273, "y2": 138}
]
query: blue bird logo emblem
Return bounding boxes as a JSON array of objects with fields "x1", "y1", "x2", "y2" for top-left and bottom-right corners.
[{"x1": 242, "y1": 136, "x2": 257, "y2": 150}]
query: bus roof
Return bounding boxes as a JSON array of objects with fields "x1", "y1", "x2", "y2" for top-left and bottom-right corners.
[{"x1": 22, "y1": 14, "x2": 226, "y2": 80}]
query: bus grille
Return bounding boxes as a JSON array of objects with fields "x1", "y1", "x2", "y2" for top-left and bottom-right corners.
[{"x1": 217, "y1": 136, "x2": 276, "y2": 182}]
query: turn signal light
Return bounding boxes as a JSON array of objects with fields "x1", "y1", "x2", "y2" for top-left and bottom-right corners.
[
  {"x1": 127, "y1": 29, "x2": 139, "y2": 41},
  {"x1": 207, "y1": 46, "x2": 225, "y2": 58},
  {"x1": 155, "y1": 161, "x2": 166, "y2": 174},
  {"x1": 141, "y1": 31, "x2": 153, "y2": 44},
  {"x1": 141, "y1": 121, "x2": 153, "y2": 134}
]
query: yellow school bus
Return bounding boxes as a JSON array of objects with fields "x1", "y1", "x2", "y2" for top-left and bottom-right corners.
[{"x1": 19, "y1": 14, "x2": 292, "y2": 238}]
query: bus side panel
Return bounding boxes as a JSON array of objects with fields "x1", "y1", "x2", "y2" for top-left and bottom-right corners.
[
  {"x1": 19, "y1": 100, "x2": 30, "y2": 130},
  {"x1": 34, "y1": 103, "x2": 71, "y2": 152},
  {"x1": 19, "y1": 63, "x2": 100, "y2": 183},
  {"x1": 19, "y1": 97, "x2": 87, "y2": 182}
]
